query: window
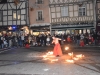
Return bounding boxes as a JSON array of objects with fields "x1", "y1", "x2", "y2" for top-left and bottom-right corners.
[
  {"x1": 13, "y1": 10, "x2": 20, "y2": 20},
  {"x1": 61, "y1": 6, "x2": 68, "y2": 17},
  {"x1": 36, "y1": 0, "x2": 43, "y2": 4},
  {"x1": 0, "y1": 11, "x2": 2, "y2": 21},
  {"x1": 0, "y1": 0, "x2": 7, "y2": 4},
  {"x1": 37, "y1": 11, "x2": 43, "y2": 21},
  {"x1": 79, "y1": 5, "x2": 86, "y2": 16}
]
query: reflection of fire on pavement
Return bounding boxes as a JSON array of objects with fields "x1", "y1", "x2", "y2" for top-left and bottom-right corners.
[
  {"x1": 42, "y1": 51, "x2": 85, "y2": 63},
  {"x1": 42, "y1": 51, "x2": 58, "y2": 63}
]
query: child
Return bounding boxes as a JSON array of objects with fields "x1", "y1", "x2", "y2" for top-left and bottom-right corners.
[
  {"x1": 80, "y1": 39, "x2": 84, "y2": 47},
  {"x1": 25, "y1": 40, "x2": 30, "y2": 48}
]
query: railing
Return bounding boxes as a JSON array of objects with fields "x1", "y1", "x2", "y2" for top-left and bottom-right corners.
[
  {"x1": 49, "y1": 0, "x2": 92, "y2": 4},
  {"x1": 51, "y1": 16, "x2": 94, "y2": 24}
]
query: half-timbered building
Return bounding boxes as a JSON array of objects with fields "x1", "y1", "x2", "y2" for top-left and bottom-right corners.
[
  {"x1": 49, "y1": 0, "x2": 99, "y2": 34},
  {"x1": 0, "y1": 0, "x2": 29, "y2": 34}
]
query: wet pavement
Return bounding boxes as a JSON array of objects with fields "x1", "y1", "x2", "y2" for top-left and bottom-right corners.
[{"x1": 0, "y1": 46, "x2": 100, "y2": 75}]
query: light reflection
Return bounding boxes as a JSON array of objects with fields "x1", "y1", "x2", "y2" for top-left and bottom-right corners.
[
  {"x1": 66, "y1": 59, "x2": 74, "y2": 63},
  {"x1": 65, "y1": 47, "x2": 69, "y2": 50}
]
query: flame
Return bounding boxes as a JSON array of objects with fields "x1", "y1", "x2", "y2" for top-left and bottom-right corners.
[
  {"x1": 42, "y1": 51, "x2": 85, "y2": 63},
  {"x1": 46, "y1": 51, "x2": 53, "y2": 55},
  {"x1": 66, "y1": 59, "x2": 74, "y2": 63},
  {"x1": 51, "y1": 59, "x2": 58, "y2": 62},
  {"x1": 68, "y1": 52, "x2": 73, "y2": 56},
  {"x1": 76, "y1": 54, "x2": 84, "y2": 59},
  {"x1": 42, "y1": 51, "x2": 58, "y2": 62},
  {"x1": 65, "y1": 47, "x2": 69, "y2": 50},
  {"x1": 73, "y1": 57, "x2": 79, "y2": 60}
]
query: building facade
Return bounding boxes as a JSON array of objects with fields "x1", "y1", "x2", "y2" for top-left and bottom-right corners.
[
  {"x1": 96, "y1": 0, "x2": 100, "y2": 32},
  {"x1": 0, "y1": 0, "x2": 29, "y2": 34},
  {"x1": 49, "y1": 0, "x2": 100, "y2": 34},
  {"x1": 0, "y1": 0, "x2": 99, "y2": 35},
  {"x1": 29, "y1": 0, "x2": 50, "y2": 35}
]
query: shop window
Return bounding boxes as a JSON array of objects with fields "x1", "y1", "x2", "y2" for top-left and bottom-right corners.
[
  {"x1": 66, "y1": 30, "x2": 70, "y2": 34},
  {"x1": 61, "y1": 6, "x2": 68, "y2": 17},
  {"x1": 83, "y1": 29, "x2": 86, "y2": 34},
  {"x1": 79, "y1": 30, "x2": 82, "y2": 34},
  {"x1": 87, "y1": 29, "x2": 90, "y2": 33}
]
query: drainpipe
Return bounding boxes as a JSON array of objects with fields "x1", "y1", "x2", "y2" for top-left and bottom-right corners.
[
  {"x1": 93, "y1": 0, "x2": 97, "y2": 31},
  {"x1": 50, "y1": 24, "x2": 52, "y2": 35}
]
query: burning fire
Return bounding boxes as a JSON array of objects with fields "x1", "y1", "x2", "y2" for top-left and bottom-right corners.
[
  {"x1": 64, "y1": 46, "x2": 85, "y2": 63},
  {"x1": 42, "y1": 51, "x2": 58, "y2": 62},
  {"x1": 66, "y1": 59, "x2": 74, "y2": 63},
  {"x1": 66, "y1": 53, "x2": 84, "y2": 63},
  {"x1": 65, "y1": 47, "x2": 69, "y2": 50},
  {"x1": 73, "y1": 57, "x2": 79, "y2": 60},
  {"x1": 42, "y1": 50, "x2": 85, "y2": 63},
  {"x1": 76, "y1": 54, "x2": 84, "y2": 59}
]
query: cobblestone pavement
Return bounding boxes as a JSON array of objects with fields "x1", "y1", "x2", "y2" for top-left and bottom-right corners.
[{"x1": 0, "y1": 47, "x2": 100, "y2": 75}]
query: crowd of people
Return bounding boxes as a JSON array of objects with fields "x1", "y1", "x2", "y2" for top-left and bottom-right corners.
[{"x1": 0, "y1": 31, "x2": 100, "y2": 49}]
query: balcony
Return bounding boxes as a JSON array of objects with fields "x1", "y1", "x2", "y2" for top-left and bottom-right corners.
[{"x1": 51, "y1": 16, "x2": 93, "y2": 24}]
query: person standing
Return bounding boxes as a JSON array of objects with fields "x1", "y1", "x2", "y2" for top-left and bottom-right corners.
[
  {"x1": 52, "y1": 36, "x2": 62, "y2": 57},
  {"x1": 21, "y1": 34, "x2": 24, "y2": 47}
]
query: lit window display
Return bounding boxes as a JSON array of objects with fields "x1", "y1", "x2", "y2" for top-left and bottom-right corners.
[
  {"x1": 83, "y1": 29, "x2": 86, "y2": 34},
  {"x1": 0, "y1": 33, "x2": 2, "y2": 36},
  {"x1": 33, "y1": 32, "x2": 39, "y2": 36},
  {"x1": 79, "y1": 30, "x2": 82, "y2": 34},
  {"x1": 71, "y1": 30, "x2": 74, "y2": 34},
  {"x1": 66, "y1": 30, "x2": 70, "y2": 34},
  {"x1": 87, "y1": 29, "x2": 90, "y2": 33}
]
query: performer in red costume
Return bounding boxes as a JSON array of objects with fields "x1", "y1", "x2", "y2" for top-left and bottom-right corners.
[{"x1": 52, "y1": 36, "x2": 63, "y2": 57}]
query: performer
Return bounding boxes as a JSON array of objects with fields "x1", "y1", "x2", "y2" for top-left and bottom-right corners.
[{"x1": 52, "y1": 36, "x2": 63, "y2": 57}]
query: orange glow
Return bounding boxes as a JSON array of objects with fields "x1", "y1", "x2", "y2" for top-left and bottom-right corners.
[
  {"x1": 76, "y1": 54, "x2": 83, "y2": 59},
  {"x1": 66, "y1": 59, "x2": 74, "y2": 63},
  {"x1": 46, "y1": 51, "x2": 53, "y2": 55},
  {"x1": 42, "y1": 51, "x2": 85, "y2": 63},
  {"x1": 73, "y1": 57, "x2": 79, "y2": 60},
  {"x1": 51, "y1": 59, "x2": 58, "y2": 62},
  {"x1": 42, "y1": 51, "x2": 58, "y2": 62},
  {"x1": 65, "y1": 47, "x2": 69, "y2": 50},
  {"x1": 68, "y1": 52, "x2": 73, "y2": 56}
]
